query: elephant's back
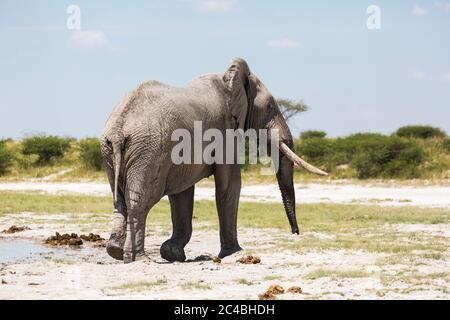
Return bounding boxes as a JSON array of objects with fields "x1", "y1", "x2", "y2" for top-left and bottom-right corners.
[{"x1": 102, "y1": 76, "x2": 227, "y2": 152}]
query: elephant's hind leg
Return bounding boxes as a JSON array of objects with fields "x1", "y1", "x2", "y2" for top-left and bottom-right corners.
[
  {"x1": 106, "y1": 208, "x2": 127, "y2": 261},
  {"x1": 122, "y1": 188, "x2": 152, "y2": 263},
  {"x1": 160, "y1": 186, "x2": 195, "y2": 262},
  {"x1": 105, "y1": 153, "x2": 127, "y2": 261}
]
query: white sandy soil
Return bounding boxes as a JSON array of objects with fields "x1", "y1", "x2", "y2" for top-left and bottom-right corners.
[
  {"x1": 0, "y1": 182, "x2": 449, "y2": 208},
  {"x1": 0, "y1": 214, "x2": 449, "y2": 300}
]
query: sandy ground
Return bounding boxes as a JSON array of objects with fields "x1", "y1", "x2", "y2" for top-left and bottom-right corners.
[
  {"x1": 1, "y1": 181, "x2": 449, "y2": 299},
  {"x1": 1, "y1": 181, "x2": 449, "y2": 208},
  {"x1": 0, "y1": 212, "x2": 449, "y2": 300}
]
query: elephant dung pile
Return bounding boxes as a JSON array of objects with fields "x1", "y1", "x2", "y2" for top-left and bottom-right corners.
[
  {"x1": 258, "y1": 285, "x2": 284, "y2": 300},
  {"x1": 237, "y1": 255, "x2": 261, "y2": 264},
  {"x1": 80, "y1": 233, "x2": 105, "y2": 244},
  {"x1": 44, "y1": 232, "x2": 105, "y2": 247},
  {"x1": 1, "y1": 225, "x2": 30, "y2": 234},
  {"x1": 258, "y1": 285, "x2": 302, "y2": 300},
  {"x1": 287, "y1": 286, "x2": 302, "y2": 294}
]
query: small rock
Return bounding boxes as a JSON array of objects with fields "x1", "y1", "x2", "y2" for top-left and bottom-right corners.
[
  {"x1": 1, "y1": 279, "x2": 7, "y2": 284},
  {"x1": 212, "y1": 256, "x2": 221, "y2": 264}
]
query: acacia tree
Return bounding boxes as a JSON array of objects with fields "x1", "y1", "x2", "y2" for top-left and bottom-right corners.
[{"x1": 276, "y1": 98, "x2": 308, "y2": 122}]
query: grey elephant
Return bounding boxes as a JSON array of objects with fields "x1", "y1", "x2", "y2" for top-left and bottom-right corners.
[{"x1": 100, "y1": 58, "x2": 326, "y2": 263}]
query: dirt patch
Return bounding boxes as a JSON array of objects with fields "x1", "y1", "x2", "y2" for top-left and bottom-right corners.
[
  {"x1": 1, "y1": 225, "x2": 30, "y2": 234},
  {"x1": 238, "y1": 255, "x2": 261, "y2": 264},
  {"x1": 43, "y1": 232, "x2": 105, "y2": 247}
]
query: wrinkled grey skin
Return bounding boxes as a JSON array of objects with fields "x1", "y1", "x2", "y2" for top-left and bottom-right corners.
[{"x1": 100, "y1": 58, "x2": 299, "y2": 263}]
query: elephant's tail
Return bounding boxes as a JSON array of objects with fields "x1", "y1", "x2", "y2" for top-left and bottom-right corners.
[{"x1": 112, "y1": 142, "x2": 122, "y2": 205}]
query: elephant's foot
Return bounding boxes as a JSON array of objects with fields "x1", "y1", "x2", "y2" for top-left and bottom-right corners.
[
  {"x1": 160, "y1": 239, "x2": 186, "y2": 262},
  {"x1": 106, "y1": 237, "x2": 124, "y2": 261},
  {"x1": 107, "y1": 213, "x2": 127, "y2": 260},
  {"x1": 218, "y1": 244, "x2": 243, "y2": 259}
]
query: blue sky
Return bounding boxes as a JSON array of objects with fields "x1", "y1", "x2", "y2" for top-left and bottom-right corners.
[{"x1": 0, "y1": 0, "x2": 449, "y2": 138}]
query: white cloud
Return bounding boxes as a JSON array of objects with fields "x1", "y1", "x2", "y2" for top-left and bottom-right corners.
[
  {"x1": 69, "y1": 30, "x2": 110, "y2": 49},
  {"x1": 267, "y1": 38, "x2": 302, "y2": 49},
  {"x1": 412, "y1": 4, "x2": 429, "y2": 16},
  {"x1": 434, "y1": 1, "x2": 450, "y2": 12},
  {"x1": 194, "y1": 0, "x2": 236, "y2": 12}
]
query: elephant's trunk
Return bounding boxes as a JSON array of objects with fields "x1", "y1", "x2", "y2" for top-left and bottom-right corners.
[{"x1": 276, "y1": 153, "x2": 299, "y2": 234}]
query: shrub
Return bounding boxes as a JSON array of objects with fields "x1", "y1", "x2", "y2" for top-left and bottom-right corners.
[
  {"x1": 442, "y1": 138, "x2": 450, "y2": 154},
  {"x1": 0, "y1": 140, "x2": 14, "y2": 176},
  {"x1": 294, "y1": 133, "x2": 425, "y2": 178},
  {"x1": 352, "y1": 137, "x2": 424, "y2": 179},
  {"x1": 79, "y1": 138, "x2": 103, "y2": 170},
  {"x1": 295, "y1": 133, "x2": 387, "y2": 170},
  {"x1": 395, "y1": 126, "x2": 446, "y2": 139},
  {"x1": 300, "y1": 130, "x2": 327, "y2": 140},
  {"x1": 22, "y1": 135, "x2": 71, "y2": 165},
  {"x1": 295, "y1": 138, "x2": 335, "y2": 170}
]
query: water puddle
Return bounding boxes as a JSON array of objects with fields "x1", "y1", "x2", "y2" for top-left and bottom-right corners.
[
  {"x1": 0, "y1": 238, "x2": 103, "y2": 264},
  {"x1": 0, "y1": 239, "x2": 51, "y2": 263}
]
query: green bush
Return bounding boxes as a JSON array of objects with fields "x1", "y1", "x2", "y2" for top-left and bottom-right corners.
[
  {"x1": 79, "y1": 138, "x2": 103, "y2": 170},
  {"x1": 300, "y1": 130, "x2": 327, "y2": 140},
  {"x1": 442, "y1": 138, "x2": 450, "y2": 154},
  {"x1": 295, "y1": 133, "x2": 386, "y2": 170},
  {"x1": 395, "y1": 126, "x2": 446, "y2": 139},
  {"x1": 22, "y1": 135, "x2": 71, "y2": 165},
  {"x1": 295, "y1": 133, "x2": 425, "y2": 178},
  {"x1": 295, "y1": 138, "x2": 335, "y2": 170},
  {"x1": 352, "y1": 137, "x2": 424, "y2": 179},
  {"x1": 0, "y1": 140, "x2": 14, "y2": 176}
]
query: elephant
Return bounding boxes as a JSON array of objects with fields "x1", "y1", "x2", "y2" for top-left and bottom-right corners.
[{"x1": 100, "y1": 58, "x2": 327, "y2": 263}]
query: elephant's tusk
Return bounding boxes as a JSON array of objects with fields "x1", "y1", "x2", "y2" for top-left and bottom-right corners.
[{"x1": 279, "y1": 142, "x2": 328, "y2": 176}]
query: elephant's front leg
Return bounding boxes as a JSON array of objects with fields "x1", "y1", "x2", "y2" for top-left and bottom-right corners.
[
  {"x1": 160, "y1": 186, "x2": 195, "y2": 262},
  {"x1": 214, "y1": 164, "x2": 243, "y2": 258}
]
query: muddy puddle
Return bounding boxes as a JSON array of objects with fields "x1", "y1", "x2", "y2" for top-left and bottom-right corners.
[{"x1": 0, "y1": 238, "x2": 103, "y2": 264}]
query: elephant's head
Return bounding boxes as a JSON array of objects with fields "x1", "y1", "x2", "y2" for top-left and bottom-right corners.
[{"x1": 223, "y1": 58, "x2": 327, "y2": 234}]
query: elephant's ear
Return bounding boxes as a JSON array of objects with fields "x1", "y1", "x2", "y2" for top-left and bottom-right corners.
[{"x1": 223, "y1": 58, "x2": 256, "y2": 130}]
